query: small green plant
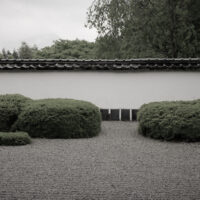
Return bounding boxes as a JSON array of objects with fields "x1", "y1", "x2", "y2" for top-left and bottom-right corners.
[
  {"x1": 0, "y1": 94, "x2": 31, "y2": 131},
  {"x1": 12, "y1": 98, "x2": 101, "y2": 138},
  {"x1": 137, "y1": 100, "x2": 200, "y2": 142},
  {"x1": 0, "y1": 132, "x2": 31, "y2": 146}
]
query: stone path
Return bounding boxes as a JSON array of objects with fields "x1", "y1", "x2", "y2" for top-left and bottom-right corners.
[{"x1": 0, "y1": 122, "x2": 200, "y2": 200}]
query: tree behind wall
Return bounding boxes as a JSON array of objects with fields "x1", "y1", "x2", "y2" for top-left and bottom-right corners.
[
  {"x1": 18, "y1": 42, "x2": 34, "y2": 59},
  {"x1": 87, "y1": 0, "x2": 200, "y2": 58},
  {"x1": 0, "y1": 40, "x2": 96, "y2": 59},
  {"x1": 36, "y1": 39, "x2": 96, "y2": 59}
]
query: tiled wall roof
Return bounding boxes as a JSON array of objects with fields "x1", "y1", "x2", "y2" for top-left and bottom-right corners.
[{"x1": 0, "y1": 58, "x2": 200, "y2": 71}]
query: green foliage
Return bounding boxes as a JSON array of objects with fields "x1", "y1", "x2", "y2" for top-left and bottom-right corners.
[
  {"x1": 0, "y1": 94, "x2": 31, "y2": 111},
  {"x1": 1, "y1": 48, "x2": 14, "y2": 59},
  {"x1": 0, "y1": 132, "x2": 31, "y2": 146},
  {"x1": 36, "y1": 39, "x2": 96, "y2": 59},
  {"x1": 95, "y1": 36, "x2": 122, "y2": 59},
  {"x1": 2, "y1": 49, "x2": 7, "y2": 58},
  {"x1": 18, "y1": 42, "x2": 34, "y2": 59},
  {"x1": 87, "y1": 0, "x2": 200, "y2": 58},
  {"x1": 0, "y1": 102, "x2": 18, "y2": 132},
  {"x1": 12, "y1": 50, "x2": 19, "y2": 59},
  {"x1": 0, "y1": 94, "x2": 31, "y2": 131},
  {"x1": 12, "y1": 99, "x2": 101, "y2": 138},
  {"x1": 1, "y1": 40, "x2": 96, "y2": 59},
  {"x1": 2, "y1": 0, "x2": 199, "y2": 59},
  {"x1": 137, "y1": 100, "x2": 200, "y2": 142}
]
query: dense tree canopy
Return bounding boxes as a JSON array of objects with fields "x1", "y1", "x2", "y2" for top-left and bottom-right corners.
[
  {"x1": 87, "y1": 0, "x2": 200, "y2": 58},
  {"x1": 36, "y1": 39, "x2": 96, "y2": 59},
  {"x1": 18, "y1": 42, "x2": 34, "y2": 59},
  {"x1": 1, "y1": 40, "x2": 96, "y2": 59},
  {"x1": 1, "y1": 1, "x2": 199, "y2": 59}
]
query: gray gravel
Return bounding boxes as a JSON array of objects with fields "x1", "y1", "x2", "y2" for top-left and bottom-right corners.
[{"x1": 0, "y1": 122, "x2": 200, "y2": 200}]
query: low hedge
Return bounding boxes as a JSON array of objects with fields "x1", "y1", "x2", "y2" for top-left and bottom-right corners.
[
  {"x1": 12, "y1": 99, "x2": 101, "y2": 138},
  {"x1": 0, "y1": 94, "x2": 31, "y2": 110},
  {"x1": 137, "y1": 100, "x2": 200, "y2": 142},
  {"x1": 0, "y1": 94, "x2": 31, "y2": 131},
  {"x1": 0, "y1": 132, "x2": 31, "y2": 146}
]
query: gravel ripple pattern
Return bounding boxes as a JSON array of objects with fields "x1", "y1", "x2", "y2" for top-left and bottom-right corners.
[{"x1": 0, "y1": 122, "x2": 200, "y2": 200}]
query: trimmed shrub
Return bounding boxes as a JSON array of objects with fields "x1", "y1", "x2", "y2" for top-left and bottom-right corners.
[
  {"x1": 137, "y1": 100, "x2": 200, "y2": 142},
  {"x1": 0, "y1": 94, "x2": 31, "y2": 131},
  {"x1": 12, "y1": 99, "x2": 101, "y2": 138},
  {"x1": 0, "y1": 132, "x2": 31, "y2": 146},
  {"x1": 0, "y1": 94, "x2": 31, "y2": 110}
]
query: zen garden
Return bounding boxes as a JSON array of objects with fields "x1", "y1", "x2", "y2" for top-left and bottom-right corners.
[{"x1": 0, "y1": 0, "x2": 200, "y2": 200}]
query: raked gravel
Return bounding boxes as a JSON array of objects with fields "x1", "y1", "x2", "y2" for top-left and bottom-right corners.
[{"x1": 0, "y1": 122, "x2": 200, "y2": 200}]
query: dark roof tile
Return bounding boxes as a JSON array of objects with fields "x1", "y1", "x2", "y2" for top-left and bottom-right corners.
[{"x1": 0, "y1": 59, "x2": 199, "y2": 71}]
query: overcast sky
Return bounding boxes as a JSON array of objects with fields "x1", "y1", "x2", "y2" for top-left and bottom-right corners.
[{"x1": 0, "y1": 0, "x2": 97, "y2": 50}]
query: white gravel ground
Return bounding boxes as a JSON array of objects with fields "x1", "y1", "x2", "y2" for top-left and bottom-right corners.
[{"x1": 0, "y1": 122, "x2": 200, "y2": 200}]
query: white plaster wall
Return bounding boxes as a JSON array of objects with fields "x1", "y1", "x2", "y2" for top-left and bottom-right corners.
[{"x1": 0, "y1": 71, "x2": 200, "y2": 109}]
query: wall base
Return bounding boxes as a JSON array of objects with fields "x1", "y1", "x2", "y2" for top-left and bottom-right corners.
[{"x1": 100, "y1": 109, "x2": 138, "y2": 121}]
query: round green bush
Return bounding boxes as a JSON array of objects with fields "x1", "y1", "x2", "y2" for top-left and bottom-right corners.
[
  {"x1": 12, "y1": 99, "x2": 101, "y2": 138},
  {"x1": 0, "y1": 132, "x2": 31, "y2": 146},
  {"x1": 137, "y1": 100, "x2": 200, "y2": 142},
  {"x1": 0, "y1": 94, "x2": 31, "y2": 109},
  {"x1": 0, "y1": 94, "x2": 31, "y2": 131}
]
